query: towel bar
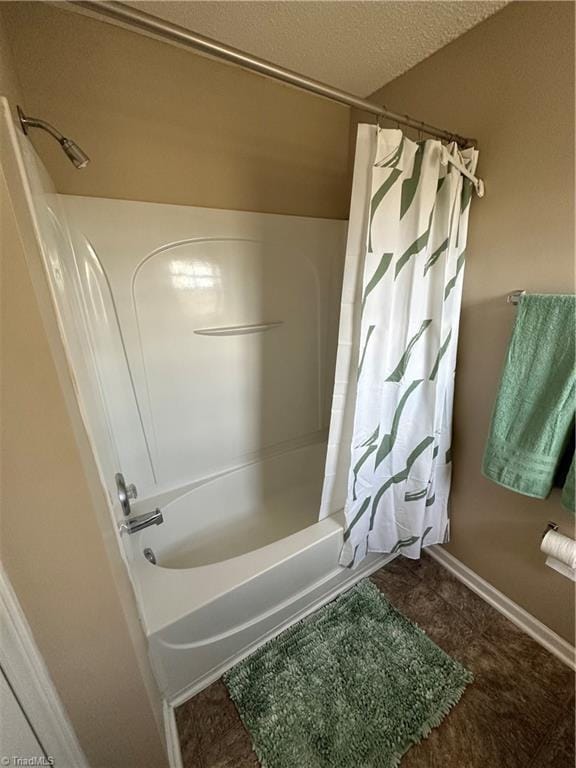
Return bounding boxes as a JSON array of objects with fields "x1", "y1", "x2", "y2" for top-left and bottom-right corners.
[{"x1": 507, "y1": 289, "x2": 526, "y2": 305}]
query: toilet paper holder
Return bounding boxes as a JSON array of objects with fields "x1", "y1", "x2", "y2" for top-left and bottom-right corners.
[
  {"x1": 542, "y1": 521, "x2": 558, "y2": 538},
  {"x1": 540, "y1": 521, "x2": 576, "y2": 581}
]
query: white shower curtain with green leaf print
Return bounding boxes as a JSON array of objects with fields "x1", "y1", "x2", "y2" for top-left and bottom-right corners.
[{"x1": 319, "y1": 125, "x2": 478, "y2": 568}]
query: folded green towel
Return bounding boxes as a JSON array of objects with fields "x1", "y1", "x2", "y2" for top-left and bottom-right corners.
[
  {"x1": 562, "y1": 455, "x2": 575, "y2": 512},
  {"x1": 482, "y1": 294, "x2": 575, "y2": 510}
]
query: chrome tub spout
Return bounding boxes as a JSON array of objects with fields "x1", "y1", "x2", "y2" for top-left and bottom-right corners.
[{"x1": 119, "y1": 508, "x2": 163, "y2": 535}]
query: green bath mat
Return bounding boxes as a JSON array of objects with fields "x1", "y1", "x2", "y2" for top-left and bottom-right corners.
[{"x1": 224, "y1": 579, "x2": 472, "y2": 768}]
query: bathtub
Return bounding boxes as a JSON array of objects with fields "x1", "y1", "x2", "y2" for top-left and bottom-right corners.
[{"x1": 128, "y1": 441, "x2": 392, "y2": 704}]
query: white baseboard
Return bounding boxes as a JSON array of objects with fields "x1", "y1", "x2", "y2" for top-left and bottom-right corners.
[
  {"x1": 163, "y1": 700, "x2": 183, "y2": 768},
  {"x1": 428, "y1": 545, "x2": 576, "y2": 670}
]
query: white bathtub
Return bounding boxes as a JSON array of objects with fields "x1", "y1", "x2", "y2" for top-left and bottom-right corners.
[{"x1": 128, "y1": 441, "x2": 391, "y2": 703}]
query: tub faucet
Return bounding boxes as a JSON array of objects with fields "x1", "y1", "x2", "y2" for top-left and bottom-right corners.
[
  {"x1": 118, "y1": 508, "x2": 164, "y2": 535},
  {"x1": 115, "y1": 472, "x2": 138, "y2": 517}
]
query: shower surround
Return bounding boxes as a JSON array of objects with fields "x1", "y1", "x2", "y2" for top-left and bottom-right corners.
[
  {"x1": 61, "y1": 194, "x2": 392, "y2": 702},
  {"x1": 6, "y1": 100, "x2": 391, "y2": 703}
]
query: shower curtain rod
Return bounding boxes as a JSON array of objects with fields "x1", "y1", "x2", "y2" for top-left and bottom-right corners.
[{"x1": 69, "y1": 1, "x2": 477, "y2": 148}]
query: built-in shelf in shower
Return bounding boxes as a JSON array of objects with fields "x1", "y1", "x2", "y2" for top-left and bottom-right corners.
[{"x1": 194, "y1": 321, "x2": 284, "y2": 336}]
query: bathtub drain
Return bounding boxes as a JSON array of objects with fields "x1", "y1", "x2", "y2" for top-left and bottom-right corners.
[{"x1": 143, "y1": 547, "x2": 157, "y2": 565}]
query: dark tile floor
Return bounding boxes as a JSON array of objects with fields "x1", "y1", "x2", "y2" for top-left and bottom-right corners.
[{"x1": 176, "y1": 553, "x2": 575, "y2": 767}]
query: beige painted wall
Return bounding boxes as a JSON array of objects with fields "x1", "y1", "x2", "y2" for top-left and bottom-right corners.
[
  {"x1": 0, "y1": 8, "x2": 168, "y2": 767},
  {"x1": 3, "y1": 2, "x2": 350, "y2": 219},
  {"x1": 357, "y1": 1, "x2": 575, "y2": 642}
]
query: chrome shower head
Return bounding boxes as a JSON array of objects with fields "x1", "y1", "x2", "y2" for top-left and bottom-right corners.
[
  {"x1": 17, "y1": 105, "x2": 90, "y2": 169},
  {"x1": 59, "y1": 137, "x2": 90, "y2": 169}
]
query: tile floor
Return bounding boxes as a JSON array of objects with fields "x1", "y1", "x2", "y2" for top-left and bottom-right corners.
[{"x1": 176, "y1": 553, "x2": 575, "y2": 767}]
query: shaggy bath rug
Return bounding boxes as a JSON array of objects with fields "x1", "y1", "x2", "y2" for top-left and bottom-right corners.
[{"x1": 224, "y1": 579, "x2": 472, "y2": 768}]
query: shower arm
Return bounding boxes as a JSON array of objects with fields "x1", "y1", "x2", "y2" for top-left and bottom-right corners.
[
  {"x1": 18, "y1": 109, "x2": 66, "y2": 143},
  {"x1": 16, "y1": 105, "x2": 90, "y2": 168}
]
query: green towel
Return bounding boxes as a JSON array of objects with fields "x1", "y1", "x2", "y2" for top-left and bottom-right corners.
[
  {"x1": 562, "y1": 455, "x2": 575, "y2": 512},
  {"x1": 482, "y1": 294, "x2": 575, "y2": 511}
]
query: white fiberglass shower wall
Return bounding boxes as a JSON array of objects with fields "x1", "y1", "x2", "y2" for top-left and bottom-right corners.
[{"x1": 61, "y1": 196, "x2": 345, "y2": 502}]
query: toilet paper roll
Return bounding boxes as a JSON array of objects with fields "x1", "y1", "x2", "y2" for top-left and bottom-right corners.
[{"x1": 541, "y1": 530, "x2": 576, "y2": 569}]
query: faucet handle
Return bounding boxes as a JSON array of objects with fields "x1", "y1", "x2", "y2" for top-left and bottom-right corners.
[{"x1": 115, "y1": 472, "x2": 138, "y2": 517}]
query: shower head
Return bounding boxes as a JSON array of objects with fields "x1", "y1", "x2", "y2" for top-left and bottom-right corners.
[
  {"x1": 16, "y1": 105, "x2": 90, "y2": 169},
  {"x1": 59, "y1": 137, "x2": 90, "y2": 169}
]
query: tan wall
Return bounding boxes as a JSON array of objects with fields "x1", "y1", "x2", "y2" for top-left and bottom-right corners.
[
  {"x1": 3, "y1": 2, "x2": 350, "y2": 219},
  {"x1": 0, "y1": 8, "x2": 168, "y2": 768},
  {"x1": 358, "y1": 1, "x2": 575, "y2": 642}
]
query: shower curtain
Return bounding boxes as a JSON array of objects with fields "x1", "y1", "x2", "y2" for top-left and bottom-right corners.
[{"x1": 320, "y1": 126, "x2": 478, "y2": 567}]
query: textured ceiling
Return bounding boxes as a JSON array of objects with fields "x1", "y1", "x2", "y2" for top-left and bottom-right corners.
[{"x1": 126, "y1": 1, "x2": 508, "y2": 96}]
